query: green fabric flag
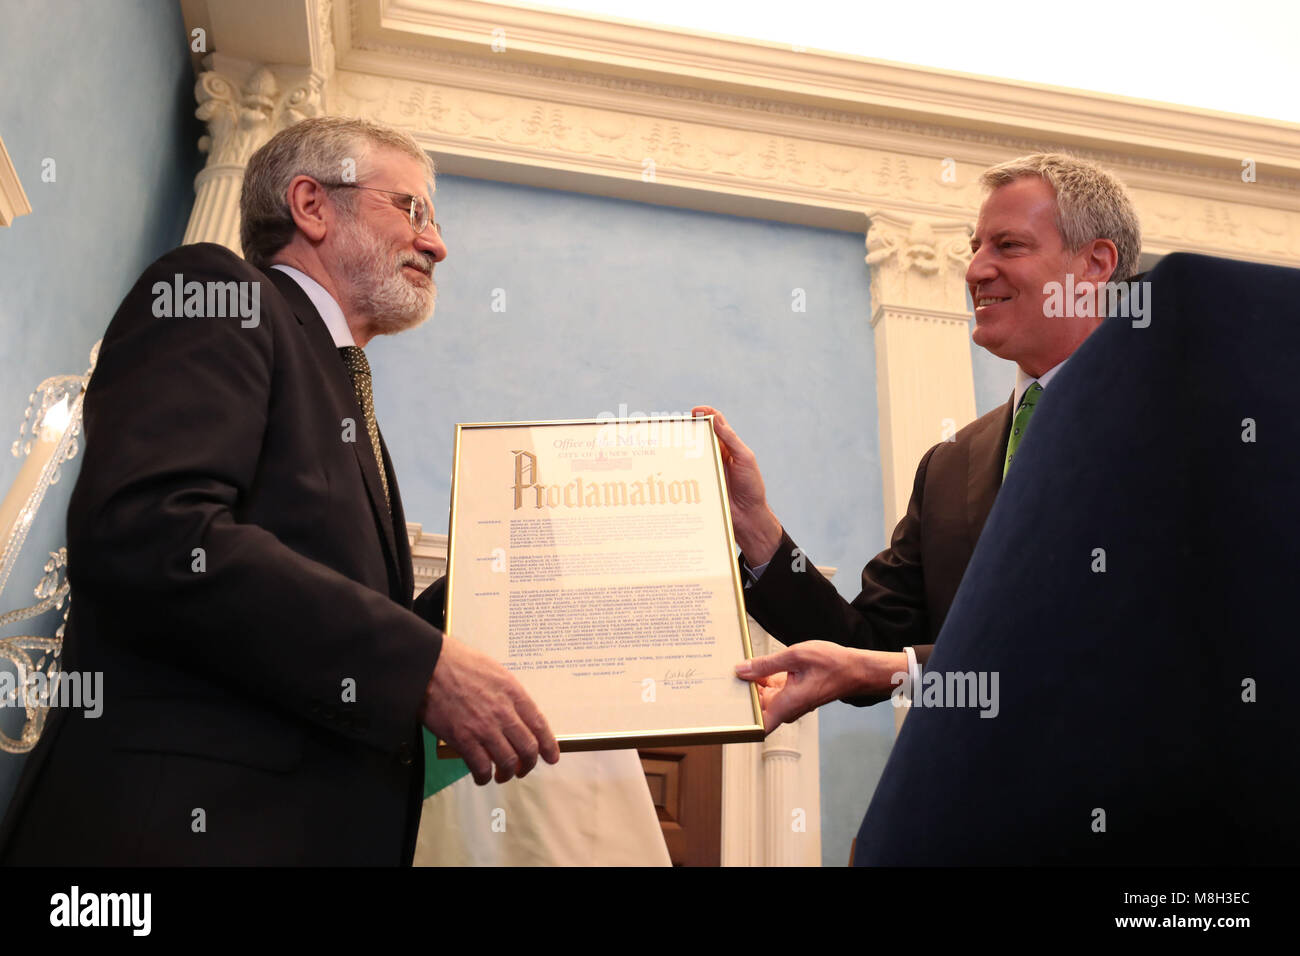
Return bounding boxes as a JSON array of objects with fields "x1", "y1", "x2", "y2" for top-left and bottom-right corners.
[{"x1": 422, "y1": 728, "x2": 470, "y2": 798}]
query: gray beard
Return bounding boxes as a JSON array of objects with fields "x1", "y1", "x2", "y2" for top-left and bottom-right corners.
[{"x1": 335, "y1": 216, "x2": 436, "y2": 337}]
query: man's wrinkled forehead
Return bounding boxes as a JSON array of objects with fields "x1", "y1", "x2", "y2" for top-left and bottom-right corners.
[{"x1": 368, "y1": 146, "x2": 435, "y2": 197}]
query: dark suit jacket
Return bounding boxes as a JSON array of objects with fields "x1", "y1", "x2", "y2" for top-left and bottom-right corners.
[
  {"x1": 0, "y1": 242, "x2": 448, "y2": 865},
  {"x1": 744, "y1": 399, "x2": 1014, "y2": 678},
  {"x1": 855, "y1": 253, "x2": 1300, "y2": 864}
]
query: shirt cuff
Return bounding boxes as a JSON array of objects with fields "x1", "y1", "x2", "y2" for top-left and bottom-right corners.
[
  {"x1": 904, "y1": 645, "x2": 922, "y2": 701},
  {"x1": 739, "y1": 556, "x2": 771, "y2": 588}
]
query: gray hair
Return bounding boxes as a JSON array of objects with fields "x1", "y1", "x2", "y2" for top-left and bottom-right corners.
[
  {"x1": 239, "y1": 116, "x2": 435, "y2": 269},
  {"x1": 980, "y1": 153, "x2": 1141, "y2": 283}
]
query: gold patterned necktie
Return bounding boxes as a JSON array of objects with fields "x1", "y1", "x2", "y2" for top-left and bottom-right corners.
[
  {"x1": 1002, "y1": 381, "x2": 1044, "y2": 480},
  {"x1": 338, "y1": 345, "x2": 391, "y2": 509}
]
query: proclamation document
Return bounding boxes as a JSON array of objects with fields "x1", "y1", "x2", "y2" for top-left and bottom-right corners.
[{"x1": 443, "y1": 416, "x2": 764, "y2": 751}]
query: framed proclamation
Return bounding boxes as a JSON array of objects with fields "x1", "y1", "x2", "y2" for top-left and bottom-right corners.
[{"x1": 441, "y1": 416, "x2": 764, "y2": 752}]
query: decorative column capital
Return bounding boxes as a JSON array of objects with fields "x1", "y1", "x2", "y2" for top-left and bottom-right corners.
[
  {"x1": 864, "y1": 211, "x2": 979, "y2": 534},
  {"x1": 194, "y1": 54, "x2": 324, "y2": 171},
  {"x1": 864, "y1": 210, "x2": 974, "y2": 316}
]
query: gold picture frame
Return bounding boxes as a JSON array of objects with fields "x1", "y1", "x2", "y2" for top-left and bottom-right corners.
[{"x1": 438, "y1": 416, "x2": 763, "y2": 754}]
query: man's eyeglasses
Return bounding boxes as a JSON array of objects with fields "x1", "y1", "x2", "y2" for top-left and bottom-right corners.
[{"x1": 320, "y1": 182, "x2": 440, "y2": 238}]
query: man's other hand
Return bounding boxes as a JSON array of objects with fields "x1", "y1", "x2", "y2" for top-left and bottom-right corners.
[
  {"x1": 735, "y1": 642, "x2": 907, "y2": 733},
  {"x1": 692, "y1": 405, "x2": 783, "y2": 566},
  {"x1": 420, "y1": 636, "x2": 560, "y2": 785}
]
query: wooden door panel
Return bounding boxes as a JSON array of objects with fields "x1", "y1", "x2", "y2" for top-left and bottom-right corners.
[{"x1": 639, "y1": 744, "x2": 721, "y2": 866}]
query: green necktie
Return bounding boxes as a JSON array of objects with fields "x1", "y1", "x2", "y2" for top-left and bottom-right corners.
[
  {"x1": 338, "y1": 345, "x2": 391, "y2": 509},
  {"x1": 1002, "y1": 381, "x2": 1044, "y2": 479}
]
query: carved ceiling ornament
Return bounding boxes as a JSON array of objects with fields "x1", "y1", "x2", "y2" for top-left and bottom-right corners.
[
  {"x1": 325, "y1": 68, "x2": 1300, "y2": 266},
  {"x1": 864, "y1": 211, "x2": 974, "y2": 315},
  {"x1": 195, "y1": 57, "x2": 324, "y2": 170},
  {"x1": 179, "y1": 0, "x2": 1300, "y2": 267}
]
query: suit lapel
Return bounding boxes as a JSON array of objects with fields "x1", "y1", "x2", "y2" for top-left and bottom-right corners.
[
  {"x1": 380, "y1": 433, "x2": 416, "y2": 605},
  {"x1": 349, "y1": 429, "x2": 403, "y2": 598},
  {"x1": 264, "y1": 269, "x2": 405, "y2": 594},
  {"x1": 966, "y1": 394, "x2": 1015, "y2": 546}
]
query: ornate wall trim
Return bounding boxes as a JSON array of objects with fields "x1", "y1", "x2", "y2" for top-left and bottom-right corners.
[
  {"x1": 182, "y1": 53, "x2": 323, "y2": 252},
  {"x1": 348, "y1": 1, "x2": 1296, "y2": 170},
  {"x1": 0, "y1": 136, "x2": 31, "y2": 227},
  {"x1": 316, "y1": 0, "x2": 1300, "y2": 267},
  {"x1": 326, "y1": 54, "x2": 1300, "y2": 265},
  {"x1": 181, "y1": 0, "x2": 1300, "y2": 264}
]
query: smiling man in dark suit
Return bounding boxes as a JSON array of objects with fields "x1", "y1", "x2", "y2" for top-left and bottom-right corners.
[
  {"x1": 696, "y1": 153, "x2": 1141, "y2": 728},
  {"x1": 0, "y1": 116, "x2": 557, "y2": 865}
]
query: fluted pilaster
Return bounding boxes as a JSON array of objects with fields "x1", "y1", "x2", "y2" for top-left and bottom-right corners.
[
  {"x1": 761, "y1": 718, "x2": 801, "y2": 867},
  {"x1": 183, "y1": 55, "x2": 323, "y2": 252},
  {"x1": 865, "y1": 211, "x2": 977, "y2": 535}
]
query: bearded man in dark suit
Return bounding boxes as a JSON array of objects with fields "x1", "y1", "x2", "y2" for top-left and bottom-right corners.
[
  {"x1": 0, "y1": 116, "x2": 558, "y2": 865},
  {"x1": 696, "y1": 153, "x2": 1142, "y2": 727}
]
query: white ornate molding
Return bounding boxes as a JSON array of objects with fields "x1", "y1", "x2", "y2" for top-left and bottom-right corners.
[
  {"x1": 310, "y1": 0, "x2": 338, "y2": 80},
  {"x1": 406, "y1": 521, "x2": 447, "y2": 590},
  {"x1": 320, "y1": 0, "x2": 1300, "y2": 268},
  {"x1": 327, "y1": 61, "x2": 1300, "y2": 265},
  {"x1": 870, "y1": 301, "x2": 979, "y2": 533},
  {"x1": 0, "y1": 135, "x2": 31, "y2": 227},
  {"x1": 183, "y1": 53, "x2": 324, "y2": 252},
  {"x1": 344, "y1": 1, "x2": 1297, "y2": 173},
  {"x1": 864, "y1": 211, "x2": 979, "y2": 531},
  {"x1": 194, "y1": 55, "x2": 323, "y2": 169},
  {"x1": 865, "y1": 210, "x2": 972, "y2": 314},
  {"x1": 181, "y1": 0, "x2": 1300, "y2": 266}
]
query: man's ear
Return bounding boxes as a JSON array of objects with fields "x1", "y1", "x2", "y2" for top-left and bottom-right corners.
[
  {"x1": 285, "y1": 175, "x2": 330, "y2": 242},
  {"x1": 1080, "y1": 237, "x2": 1120, "y2": 284}
]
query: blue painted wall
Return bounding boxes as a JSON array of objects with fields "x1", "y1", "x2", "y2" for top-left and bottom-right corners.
[{"x1": 0, "y1": 0, "x2": 201, "y2": 812}]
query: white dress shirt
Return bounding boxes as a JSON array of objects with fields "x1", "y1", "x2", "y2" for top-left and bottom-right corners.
[
  {"x1": 270, "y1": 264, "x2": 355, "y2": 347},
  {"x1": 1013, "y1": 356, "x2": 1067, "y2": 410}
]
